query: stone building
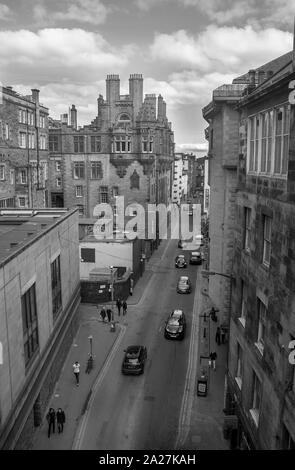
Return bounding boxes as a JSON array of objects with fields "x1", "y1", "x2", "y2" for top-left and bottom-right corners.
[
  {"x1": 0, "y1": 86, "x2": 49, "y2": 209},
  {"x1": 48, "y1": 74, "x2": 174, "y2": 218},
  {"x1": 224, "y1": 53, "x2": 295, "y2": 449},
  {"x1": 0, "y1": 208, "x2": 80, "y2": 449}
]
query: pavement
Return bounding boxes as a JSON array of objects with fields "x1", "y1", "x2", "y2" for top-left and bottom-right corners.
[{"x1": 31, "y1": 239, "x2": 229, "y2": 450}]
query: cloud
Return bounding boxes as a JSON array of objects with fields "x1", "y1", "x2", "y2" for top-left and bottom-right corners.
[
  {"x1": 0, "y1": 28, "x2": 136, "y2": 85},
  {"x1": 150, "y1": 25, "x2": 292, "y2": 74},
  {"x1": 176, "y1": 143, "x2": 208, "y2": 153},
  {"x1": 0, "y1": 3, "x2": 13, "y2": 21},
  {"x1": 33, "y1": 0, "x2": 109, "y2": 25}
]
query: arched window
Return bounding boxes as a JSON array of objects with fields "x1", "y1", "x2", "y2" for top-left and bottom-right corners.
[
  {"x1": 130, "y1": 170, "x2": 140, "y2": 189},
  {"x1": 119, "y1": 114, "x2": 130, "y2": 121}
]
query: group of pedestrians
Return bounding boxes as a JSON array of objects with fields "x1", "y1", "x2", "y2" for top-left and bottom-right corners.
[
  {"x1": 99, "y1": 298, "x2": 128, "y2": 322},
  {"x1": 209, "y1": 320, "x2": 227, "y2": 371},
  {"x1": 46, "y1": 408, "x2": 66, "y2": 438}
]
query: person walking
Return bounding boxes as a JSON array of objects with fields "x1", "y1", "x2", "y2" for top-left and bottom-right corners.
[
  {"x1": 100, "y1": 306, "x2": 106, "y2": 322},
  {"x1": 56, "y1": 408, "x2": 66, "y2": 434},
  {"x1": 221, "y1": 326, "x2": 226, "y2": 344},
  {"x1": 46, "y1": 408, "x2": 56, "y2": 438},
  {"x1": 209, "y1": 351, "x2": 217, "y2": 371},
  {"x1": 116, "y1": 298, "x2": 122, "y2": 316},
  {"x1": 106, "y1": 308, "x2": 112, "y2": 323},
  {"x1": 215, "y1": 326, "x2": 221, "y2": 346},
  {"x1": 122, "y1": 300, "x2": 127, "y2": 316},
  {"x1": 73, "y1": 361, "x2": 80, "y2": 386}
]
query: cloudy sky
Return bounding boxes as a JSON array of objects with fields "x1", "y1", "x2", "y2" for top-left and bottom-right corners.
[{"x1": 0, "y1": 0, "x2": 294, "y2": 153}]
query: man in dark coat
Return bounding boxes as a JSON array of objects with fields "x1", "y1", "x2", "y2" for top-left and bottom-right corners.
[
  {"x1": 116, "y1": 298, "x2": 122, "y2": 316},
  {"x1": 215, "y1": 326, "x2": 221, "y2": 345},
  {"x1": 46, "y1": 408, "x2": 56, "y2": 438},
  {"x1": 106, "y1": 308, "x2": 112, "y2": 323},
  {"x1": 209, "y1": 351, "x2": 217, "y2": 371},
  {"x1": 100, "y1": 306, "x2": 106, "y2": 322},
  {"x1": 56, "y1": 408, "x2": 66, "y2": 433}
]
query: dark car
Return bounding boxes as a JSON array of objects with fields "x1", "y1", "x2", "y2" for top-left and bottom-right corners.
[
  {"x1": 175, "y1": 254, "x2": 187, "y2": 268},
  {"x1": 177, "y1": 276, "x2": 192, "y2": 294},
  {"x1": 190, "y1": 251, "x2": 202, "y2": 265},
  {"x1": 121, "y1": 345, "x2": 147, "y2": 375},
  {"x1": 164, "y1": 309, "x2": 186, "y2": 340}
]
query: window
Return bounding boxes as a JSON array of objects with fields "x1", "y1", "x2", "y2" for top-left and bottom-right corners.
[
  {"x1": 18, "y1": 196, "x2": 26, "y2": 207},
  {"x1": 250, "y1": 371, "x2": 261, "y2": 427},
  {"x1": 73, "y1": 162, "x2": 85, "y2": 179},
  {"x1": 239, "y1": 281, "x2": 247, "y2": 327},
  {"x1": 262, "y1": 215, "x2": 271, "y2": 267},
  {"x1": 27, "y1": 112, "x2": 34, "y2": 126},
  {"x1": 113, "y1": 135, "x2": 131, "y2": 153},
  {"x1": 20, "y1": 169, "x2": 27, "y2": 184},
  {"x1": 255, "y1": 298, "x2": 266, "y2": 354},
  {"x1": 10, "y1": 169, "x2": 14, "y2": 185},
  {"x1": 49, "y1": 135, "x2": 59, "y2": 152},
  {"x1": 247, "y1": 105, "x2": 289, "y2": 177},
  {"x1": 81, "y1": 248, "x2": 95, "y2": 263},
  {"x1": 99, "y1": 186, "x2": 108, "y2": 203},
  {"x1": 244, "y1": 208, "x2": 251, "y2": 251},
  {"x1": 39, "y1": 115, "x2": 46, "y2": 128},
  {"x1": 130, "y1": 170, "x2": 140, "y2": 189},
  {"x1": 142, "y1": 136, "x2": 154, "y2": 153},
  {"x1": 235, "y1": 343, "x2": 243, "y2": 389},
  {"x1": 39, "y1": 135, "x2": 46, "y2": 150},
  {"x1": 74, "y1": 136, "x2": 85, "y2": 153},
  {"x1": 91, "y1": 162, "x2": 102, "y2": 179},
  {"x1": 19, "y1": 132, "x2": 26, "y2": 148},
  {"x1": 51, "y1": 256, "x2": 62, "y2": 320},
  {"x1": 112, "y1": 186, "x2": 119, "y2": 197},
  {"x1": 19, "y1": 109, "x2": 26, "y2": 123},
  {"x1": 55, "y1": 161, "x2": 61, "y2": 172},
  {"x1": 28, "y1": 132, "x2": 35, "y2": 149},
  {"x1": 91, "y1": 136, "x2": 101, "y2": 152},
  {"x1": 56, "y1": 177, "x2": 62, "y2": 188},
  {"x1": 76, "y1": 185, "x2": 83, "y2": 197},
  {"x1": 21, "y1": 284, "x2": 39, "y2": 367},
  {"x1": 0, "y1": 165, "x2": 5, "y2": 180}
]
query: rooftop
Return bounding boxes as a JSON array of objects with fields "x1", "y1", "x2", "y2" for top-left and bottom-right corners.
[{"x1": 0, "y1": 208, "x2": 77, "y2": 267}]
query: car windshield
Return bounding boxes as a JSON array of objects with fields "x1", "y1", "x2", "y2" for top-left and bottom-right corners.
[
  {"x1": 168, "y1": 318, "x2": 180, "y2": 326},
  {"x1": 172, "y1": 310, "x2": 182, "y2": 319}
]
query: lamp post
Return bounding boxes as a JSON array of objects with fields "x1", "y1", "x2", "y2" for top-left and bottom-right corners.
[
  {"x1": 88, "y1": 335, "x2": 93, "y2": 357},
  {"x1": 110, "y1": 266, "x2": 116, "y2": 332}
]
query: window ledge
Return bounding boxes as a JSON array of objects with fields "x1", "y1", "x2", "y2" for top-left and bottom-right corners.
[
  {"x1": 235, "y1": 377, "x2": 242, "y2": 389},
  {"x1": 254, "y1": 342, "x2": 264, "y2": 356},
  {"x1": 238, "y1": 317, "x2": 246, "y2": 328},
  {"x1": 249, "y1": 408, "x2": 259, "y2": 427}
]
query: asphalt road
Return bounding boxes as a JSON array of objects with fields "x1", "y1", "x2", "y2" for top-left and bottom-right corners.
[{"x1": 78, "y1": 238, "x2": 202, "y2": 450}]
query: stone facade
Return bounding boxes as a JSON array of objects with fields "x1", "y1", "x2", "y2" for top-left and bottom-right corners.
[
  {"x1": 0, "y1": 86, "x2": 49, "y2": 209},
  {"x1": 48, "y1": 74, "x2": 174, "y2": 218},
  {"x1": 0, "y1": 208, "x2": 80, "y2": 449}
]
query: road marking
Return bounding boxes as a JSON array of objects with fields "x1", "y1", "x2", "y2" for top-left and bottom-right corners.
[
  {"x1": 72, "y1": 323, "x2": 126, "y2": 450},
  {"x1": 174, "y1": 275, "x2": 201, "y2": 449}
]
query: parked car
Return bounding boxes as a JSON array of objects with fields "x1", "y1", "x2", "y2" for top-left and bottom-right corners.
[
  {"x1": 164, "y1": 310, "x2": 186, "y2": 340},
  {"x1": 177, "y1": 276, "x2": 192, "y2": 294},
  {"x1": 175, "y1": 254, "x2": 187, "y2": 268},
  {"x1": 190, "y1": 251, "x2": 202, "y2": 265},
  {"x1": 121, "y1": 345, "x2": 147, "y2": 375}
]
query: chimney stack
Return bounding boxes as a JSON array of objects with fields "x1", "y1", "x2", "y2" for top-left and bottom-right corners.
[
  {"x1": 129, "y1": 74, "x2": 143, "y2": 120},
  {"x1": 69, "y1": 104, "x2": 77, "y2": 130},
  {"x1": 31, "y1": 89, "x2": 40, "y2": 104},
  {"x1": 248, "y1": 70, "x2": 256, "y2": 87}
]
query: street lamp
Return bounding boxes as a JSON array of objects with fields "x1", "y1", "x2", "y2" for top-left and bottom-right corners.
[
  {"x1": 110, "y1": 266, "x2": 116, "y2": 332},
  {"x1": 88, "y1": 335, "x2": 93, "y2": 357}
]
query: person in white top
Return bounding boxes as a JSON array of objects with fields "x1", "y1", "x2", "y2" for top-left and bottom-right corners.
[{"x1": 73, "y1": 361, "x2": 80, "y2": 386}]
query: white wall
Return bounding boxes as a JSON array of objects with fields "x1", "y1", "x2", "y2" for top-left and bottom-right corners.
[{"x1": 79, "y1": 241, "x2": 133, "y2": 279}]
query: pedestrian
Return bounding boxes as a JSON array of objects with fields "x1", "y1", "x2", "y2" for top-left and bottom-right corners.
[
  {"x1": 56, "y1": 408, "x2": 66, "y2": 434},
  {"x1": 209, "y1": 351, "x2": 217, "y2": 371},
  {"x1": 122, "y1": 300, "x2": 127, "y2": 316},
  {"x1": 73, "y1": 361, "x2": 80, "y2": 386},
  {"x1": 221, "y1": 327, "x2": 226, "y2": 344},
  {"x1": 116, "y1": 298, "x2": 122, "y2": 316},
  {"x1": 215, "y1": 326, "x2": 221, "y2": 346},
  {"x1": 46, "y1": 408, "x2": 56, "y2": 438},
  {"x1": 100, "y1": 306, "x2": 106, "y2": 322},
  {"x1": 129, "y1": 279, "x2": 134, "y2": 296},
  {"x1": 106, "y1": 308, "x2": 112, "y2": 323}
]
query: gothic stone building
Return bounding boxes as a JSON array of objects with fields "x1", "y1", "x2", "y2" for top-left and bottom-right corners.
[
  {"x1": 0, "y1": 86, "x2": 49, "y2": 209},
  {"x1": 48, "y1": 74, "x2": 174, "y2": 219}
]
